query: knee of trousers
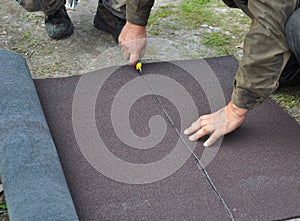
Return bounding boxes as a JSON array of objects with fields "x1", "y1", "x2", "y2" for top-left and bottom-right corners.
[
  {"x1": 285, "y1": 8, "x2": 300, "y2": 56},
  {"x1": 16, "y1": 0, "x2": 65, "y2": 15}
]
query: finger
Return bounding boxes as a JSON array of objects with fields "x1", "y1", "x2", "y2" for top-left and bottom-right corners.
[
  {"x1": 184, "y1": 116, "x2": 211, "y2": 135},
  {"x1": 199, "y1": 114, "x2": 213, "y2": 121},
  {"x1": 123, "y1": 50, "x2": 130, "y2": 60},
  {"x1": 118, "y1": 38, "x2": 123, "y2": 46},
  {"x1": 129, "y1": 53, "x2": 140, "y2": 65},
  {"x1": 188, "y1": 125, "x2": 213, "y2": 142},
  {"x1": 184, "y1": 120, "x2": 201, "y2": 135},
  {"x1": 123, "y1": 43, "x2": 131, "y2": 51},
  {"x1": 140, "y1": 48, "x2": 146, "y2": 58},
  {"x1": 203, "y1": 131, "x2": 222, "y2": 147},
  {"x1": 199, "y1": 119, "x2": 211, "y2": 128}
]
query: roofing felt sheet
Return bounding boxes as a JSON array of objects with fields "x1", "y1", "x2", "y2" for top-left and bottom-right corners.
[{"x1": 34, "y1": 56, "x2": 300, "y2": 221}]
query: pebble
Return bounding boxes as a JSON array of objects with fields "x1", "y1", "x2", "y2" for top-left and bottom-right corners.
[{"x1": 207, "y1": 26, "x2": 220, "y2": 32}]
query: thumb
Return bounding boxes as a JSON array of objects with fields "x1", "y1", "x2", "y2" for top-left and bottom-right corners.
[{"x1": 129, "y1": 53, "x2": 140, "y2": 65}]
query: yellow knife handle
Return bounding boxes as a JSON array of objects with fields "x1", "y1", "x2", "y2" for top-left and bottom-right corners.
[{"x1": 136, "y1": 61, "x2": 142, "y2": 72}]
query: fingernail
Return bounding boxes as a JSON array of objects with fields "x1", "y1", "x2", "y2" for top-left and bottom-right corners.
[
  {"x1": 203, "y1": 142, "x2": 209, "y2": 147},
  {"x1": 184, "y1": 129, "x2": 188, "y2": 135},
  {"x1": 189, "y1": 136, "x2": 195, "y2": 141}
]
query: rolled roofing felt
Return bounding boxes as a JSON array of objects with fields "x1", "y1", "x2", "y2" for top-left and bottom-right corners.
[{"x1": 0, "y1": 49, "x2": 78, "y2": 221}]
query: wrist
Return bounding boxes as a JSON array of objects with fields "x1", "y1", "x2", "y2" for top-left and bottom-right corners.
[
  {"x1": 229, "y1": 101, "x2": 248, "y2": 117},
  {"x1": 126, "y1": 21, "x2": 146, "y2": 31}
]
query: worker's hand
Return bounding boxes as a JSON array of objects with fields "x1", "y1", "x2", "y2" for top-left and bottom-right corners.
[
  {"x1": 119, "y1": 21, "x2": 147, "y2": 65},
  {"x1": 184, "y1": 101, "x2": 248, "y2": 147}
]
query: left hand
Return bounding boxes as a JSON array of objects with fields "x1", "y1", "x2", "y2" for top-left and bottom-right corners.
[{"x1": 184, "y1": 101, "x2": 248, "y2": 147}]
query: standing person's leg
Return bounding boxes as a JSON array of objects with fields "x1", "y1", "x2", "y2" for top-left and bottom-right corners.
[
  {"x1": 280, "y1": 7, "x2": 300, "y2": 87},
  {"x1": 94, "y1": 0, "x2": 126, "y2": 43},
  {"x1": 16, "y1": 0, "x2": 73, "y2": 39},
  {"x1": 102, "y1": 0, "x2": 126, "y2": 19},
  {"x1": 16, "y1": 0, "x2": 64, "y2": 14}
]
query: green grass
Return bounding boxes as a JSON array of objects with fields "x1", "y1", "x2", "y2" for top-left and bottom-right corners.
[
  {"x1": 148, "y1": 5, "x2": 179, "y2": 35},
  {"x1": 9, "y1": 26, "x2": 53, "y2": 57},
  {"x1": 10, "y1": 31, "x2": 41, "y2": 54},
  {"x1": 0, "y1": 205, "x2": 7, "y2": 210},
  {"x1": 33, "y1": 62, "x2": 65, "y2": 76},
  {"x1": 0, "y1": 193, "x2": 7, "y2": 215},
  {"x1": 179, "y1": 0, "x2": 250, "y2": 55},
  {"x1": 201, "y1": 32, "x2": 232, "y2": 55},
  {"x1": 22, "y1": 32, "x2": 30, "y2": 40},
  {"x1": 179, "y1": 0, "x2": 220, "y2": 28},
  {"x1": 149, "y1": 0, "x2": 250, "y2": 55},
  {"x1": 273, "y1": 91, "x2": 299, "y2": 109},
  {"x1": 271, "y1": 86, "x2": 300, "y2": 123}
]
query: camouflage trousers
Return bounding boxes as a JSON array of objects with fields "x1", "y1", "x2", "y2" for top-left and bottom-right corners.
[{"x1": 16, "y1": 0, "x2": 126, "y2": 18}]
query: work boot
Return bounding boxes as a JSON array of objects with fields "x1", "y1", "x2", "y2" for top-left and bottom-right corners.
[
  {"x1": 45, "y1": 5, "x2": 74, "y2": 40},
  {"x1": 93, "y1": 1, "x2": 126, "y2": 43}
]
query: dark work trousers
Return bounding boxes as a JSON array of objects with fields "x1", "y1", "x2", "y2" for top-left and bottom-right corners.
[{"x1": 281, "y1": 7, "x2": 300, "y2": 87}]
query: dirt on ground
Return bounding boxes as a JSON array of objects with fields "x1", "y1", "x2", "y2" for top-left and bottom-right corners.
[
  {"x1": 0, "y1": 0, "x2": 299, "y2": 220},
  {"x1": 0, "y1": 0, "x2": 208, "y2": 78}
]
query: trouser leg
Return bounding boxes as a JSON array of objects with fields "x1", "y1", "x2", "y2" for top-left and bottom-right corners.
[
  {"x1": 102, "y1": 0, "x2": 126, "y2": 19},
  {"x1": 16, "y1": 0, "x2": 65, "y2": 15},
  {"x1": 280, "y1": 7, "x2": 300, "y2": 87},
  {"x1": 94, "y1": 0, "x2": 126, "y2": 42},
  {"x1": 16, "y1": 0, "x2": 73, "y2": 39}
]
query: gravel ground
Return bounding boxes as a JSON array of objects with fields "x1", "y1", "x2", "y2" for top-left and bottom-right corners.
[
  {"x1": 0, "y1": 0, "x2": 299, "y2": 220},
  {"x1": 0, "y1": 0, "x2": 206, "y2": 77}
]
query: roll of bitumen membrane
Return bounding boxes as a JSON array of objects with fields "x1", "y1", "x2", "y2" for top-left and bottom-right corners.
[{"x1": 0, "y1": 49, "x2": 78, "y2": 221}]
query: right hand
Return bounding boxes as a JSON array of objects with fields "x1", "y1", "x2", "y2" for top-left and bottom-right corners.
[{"x1": 118, "y1": 21, "x2": 147, "y2": 65}]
